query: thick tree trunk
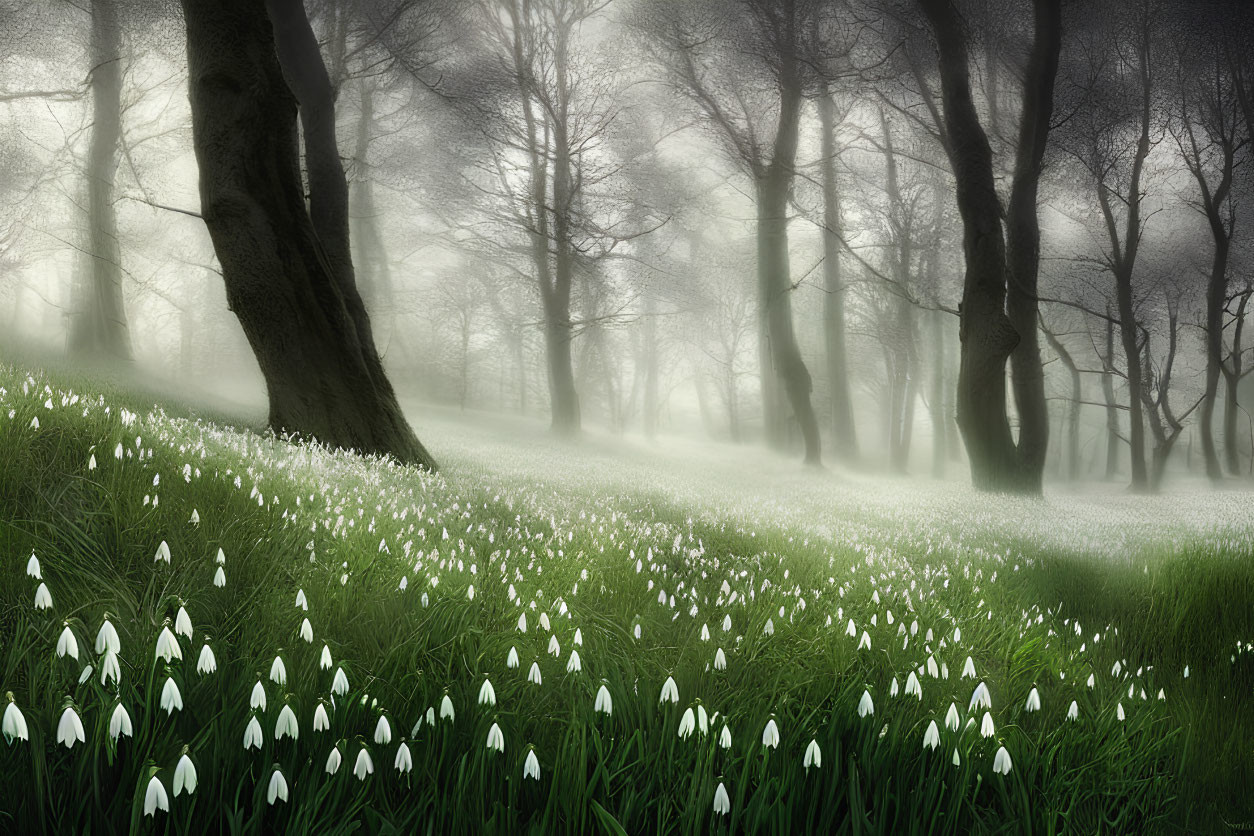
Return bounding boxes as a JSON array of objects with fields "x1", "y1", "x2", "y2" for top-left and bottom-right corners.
[
  {"x1": 71, "y1": 0, "x2": 131, "y2": 361},
  {"x1": 1114, "y1": 269, "x2": 1149, "y2": 490},
  {"x1": 182, "y1": 0, "x2": 435, "y2": 469},
  {"x1": 919, "y1": 0, "x2": 1059, "y2": 493},
  {"x1": 1002, "y1": 0, "x2": 1060, "y2": 494},
  {"x1": 817, "y1": 89, "x2": 858, "y2": 461}
]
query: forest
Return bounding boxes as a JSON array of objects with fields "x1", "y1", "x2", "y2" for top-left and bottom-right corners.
[{"x1": 0, "y1": 0, "x2": 1252, "y2": 833}]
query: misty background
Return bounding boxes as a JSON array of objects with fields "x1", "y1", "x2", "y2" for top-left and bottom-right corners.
[{"x1": 2, "y1": 0, "x2": 1252, "y2": 492}]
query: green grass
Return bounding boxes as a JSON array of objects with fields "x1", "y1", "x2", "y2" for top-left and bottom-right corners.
[{"x1": 0, "y1": 361, "x2": 1250, "y2": 834}]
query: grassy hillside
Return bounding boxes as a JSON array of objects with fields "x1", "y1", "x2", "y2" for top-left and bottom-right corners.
[{"x1": 0, "y1": 362, "x2": 1251, "y2": 834}]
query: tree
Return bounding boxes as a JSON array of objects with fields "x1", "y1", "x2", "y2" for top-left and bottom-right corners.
[
  {"x1": 641, "y1": 0, "x2": 825, "y2": 465},
  {"x1": 70, "y1": 0, "x2": 132, "y2": 361},
  {"x1": 914, "y1": 0, "x2": 1061, "y2": 492},
  {"x1": 179, "y1": 0, "x2": 435, "y2": 469}
]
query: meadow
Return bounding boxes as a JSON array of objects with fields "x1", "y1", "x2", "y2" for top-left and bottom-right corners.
[{"x1": 0, "y1": 361, "x2": 1251, "y2": 834}]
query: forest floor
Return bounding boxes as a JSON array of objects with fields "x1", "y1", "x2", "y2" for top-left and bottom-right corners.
[{"x1": 1, "y1": 360, "x2": 1252, "y2": 834}]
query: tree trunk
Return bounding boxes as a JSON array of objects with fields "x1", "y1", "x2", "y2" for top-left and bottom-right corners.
[
  {"x1": 918, "y1": 0, "x2": 1060, "y2": 493},
  {"x1": 1002, "y1": 0, "x2": 1060, "y2": 494},
  {"x1": 643, "y1": 290, "x2": 660, "y2": 438},
  {"x1": 1041, "y1": 324, "x2": 1082, "y2": 481},
  {"x1": 817, "y1": 87, "x2": 858, "y2": 461},
  {"x1": 930, "y1": 309, "x2": 948, "y2": 477},
  {"x1": 71, "y1": 0, "x2": 131, "y2": 362},
  {"x1": 1102, "y1": 312, "x2": 1120, "y2": 479},
  {"x1": 182, "y1": 0, "x2": 435, "y2": 469},
  {"x1": 349, "y1": 81, "x2": 394, "y2": 329},
  {"x1": 1199, "y1": 236, "x2": 1230, "y2": 481}
]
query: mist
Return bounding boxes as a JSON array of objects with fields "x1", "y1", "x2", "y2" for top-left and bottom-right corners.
[{"x1": 1, "y1": 0, "x2": 1252, "y2": 832}]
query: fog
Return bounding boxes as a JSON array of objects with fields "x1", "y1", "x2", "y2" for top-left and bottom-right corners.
[{"x1": 2, "y1": 0, "x2": 1253, "y2": 492}]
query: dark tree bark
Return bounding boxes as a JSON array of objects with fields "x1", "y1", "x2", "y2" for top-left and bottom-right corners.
[
  {"x1": 71, "y1": 0, "x2": 131, "y2": 361},
  {"x1": 1221, "y1": 290, "x2": 1251, "y2": 474},
  {"x1": 181, "y1": 0, "x2": 436, "y2": 469},
  {"x1": 817, "y1": 87, "x2": 858, "y2": 462},
  {"x1": 916, "y1": 0, "x2": 1061, "y2": 493},
  {"x1": 930, "y1": 308, "x2": 949, "y2": 478}
]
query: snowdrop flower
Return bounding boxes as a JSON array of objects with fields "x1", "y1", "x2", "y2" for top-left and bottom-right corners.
[
  {"x1": 34, "y1": 583, "x2": 53, "y2": 611},
  {"x1": 250, "y1": 681, "x2": 267, "y2": 711},
  {"x1": 354, "y1": 747, "x2": 375, "y2": 780},
  {"x1": 56, "y1": 625, "x2": 79, "y2": 660},
  {"x1": 713, "y1": 782, "x2": 731, "y2": 816},
  {"x1": 243, "y1": 716, "x2": 263, "y2": 750},
  {"x1": 1086, "y1": 673, "x2": 1095, "y2": 688},
  {"x1": 595, "y1": 683, "x2": 613, "y2": 716},
  {"x1": 332, "y1": 667, "x2": 349, "y2": 696},
  {"x1": 313, "y1": 702, "x2": 330, "y2": 733},
  {"x1": 1183, "y1": 665, "x2": 1189, "y2": 679},
  {"x1": 189, "y1": 509, "x2": 200, "y2": 525},
  {"x1": 962, "y1": 656, "x2": 977, "y2": 679},
  {"x1": 295, "y1": 589, "x2": 307, "y2": 610},
  {"x1": 155, "y1": 626, "x2": 181, "y2": 663},
  {"x1": 320, "y1": 644, "x2": 333, "y2": 670},
  {"x1": 374, "y1": 715, "x2": 392, "y2": 745},
  {"x1": 3, "y1": 696, "x2": 29, "y2": 742},
  {"x1": 952, "y1": 748, "x2": 961, "y2": 766},
  {"x1": 154, "y1": 541, "x2": 171, "y2": 564},
  {"x1": 395, "y1": 741, "x2": 413, "y2": 774},
  {"x1": 174, "y1": 607, "x2": 193, "y2": 639},
  {"x1": 523, "y1": 747, "x2": 541, "y2": 780},
  {"x1": 294, "y1": 618, "x2": 312, "y2": 644},
  {"x1": 160, "y1": 677, "x2": 183, "y2": 714},
  {"x1": 215, "y1": 547, "x2": 225, "y2": 565},
  {"x1": 858, "y1": 631, "x2": 871, "y2": 650},
  {"x1": 196, "y1": 644, "x2": 217, "y2": 675},
  {"x1": 528, "y1": 662, "x2": 542, "y2": 685},
  {"x1": 678, "y1": 707, "x2": 696, "y2": 739},
  {"x1": 945, "y1": 703, "x2": 960, "y2": 732},
  {"x1": 507, "y1": 647, "x2": 519, "y2": 669},
  {"x1": 764, "y1": 618, "x2": 774, "y2": 636},
  {"x1": 969, "y1": 682, "x2": 991, "y2": 712},
  {"x1": 905, "y1": 671, "x2": 922, "y2": 700},
  {"x1": 486, "y1": 722, "x2": 505, "y2": 753},
  {"x1": 440, "y1": 693, "x2": 455, "y2": 722},
  {"x1": 566, "y1": 650, "x2": 581, "y2": 673},
  {"x1": 697, "y1": 703, "x2": 710, "y2": 735},
  {"x1": 173, "y1": 752, "x2": 197, "y2": 796},
  {"x1": 1066, "y1": 700, "x2": 1079, "y2": 721},
  {"x1": 276, "y1": 705, "x2": 299, "y2": 741},
  {"x1": 517, "y1": 613, "x2": 528, "y2": 633},
  {"x1": 326, "y1": 745, "x2": 342, "y2": 775},
  {"x1": 269, "y1": 656, "x2": 287, "y2": 687},
  {"x1": 26, "y1": 553, "x2": 40, "y2": 579},
  {"x1": 1116, "y1": 703, "x2": 1125, "y2": 721},
  {"x1": 858, "y1": 690, "x2": 874, "y2": 718},
  {"x1": 659, "y1": 676, "x2": 679, "y2": 705},
  {"x1": 213, "y1": 567, "x2": 226, "y2": 588},
  {"x1": 547, "y1": 635, "x2": 560, "y2": 656},
  {"x1": 144, "y1": 775, "x2": 169, "y2": 816},
  {"x1": 923, "y1": 720, "x2": 940, "y2": 751},
  {"x1": 267, "y1": 767, "x2": 289, "y2": 803},
  {"x1": 574, "y1": 628, "x2": 583, "y2": 646},
  {"x1": 719, "y1": 723, "x2": 732, "y2": 749},
  {"x1": 889, "y1": 677, "x2": 900, "y2": 698},
  {"x1": 96, "y1": 619, "x2": 120, "y2": 654},
  {"x1": 762, "y1": 717, "x2": 780, "y2": 749},
  {"x1": 109, "y1": 702, "x2": 132, "y2": 741},
  {"x1": 1025, "y1": 687, "x2": 1041, "y2": 713},
  {"x1": 57, "y1": 704, "x2": 85, "y2": 748},
  {"x1": 714, "y1": 648, "x2": 727, "y2": 670},
  {"x1": 700, "y1": 624, "x2": 710, "y2": 641},
  {"x1": 993, "y1": 745, "x2": 1013, "y2": 775},
  {"x1": 980, "y1": 712, "x2": 995, "y2": 738},
  {"x1": 539, "y1": 612, "x2": 551, "y2": 631},
  {"x1": 478, "y1": 678, "x2": 496, "y2": 707},
  {"x1": 803, "y1": 738, "x2": 821, "y2": 770}
]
